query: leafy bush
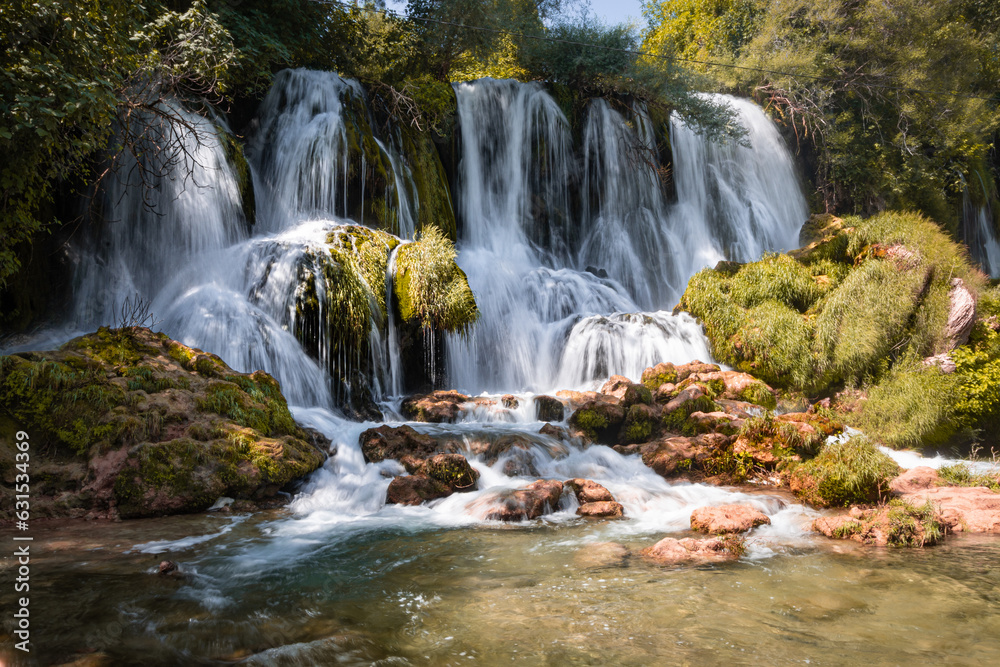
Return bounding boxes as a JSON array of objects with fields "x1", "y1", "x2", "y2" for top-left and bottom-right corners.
[
  {"x1": 789, "y1": 435, "x2": 900, "y2": 507},
  {"x1": 394, "y1": 226, "x2": 478, "y2": 333}
]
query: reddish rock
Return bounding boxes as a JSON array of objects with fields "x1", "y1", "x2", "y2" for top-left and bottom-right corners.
[
  {"x1": 674, "y1": 360, "x2": 721, "y2": 382},
  {"x1": 812, "y1": 502, "x2": 946, "y2": 547},
  {"x1": 534, "y1": 395, "x2": 565, "y2": 422},
  {"x1": 641, "y1": 362, "x2": 678, "y2": 390},
  {"x1": 565, "y1": 478, "x2": 615, "y2": 503},
  {"x1": 501, "y1": 394, "x2": 520, "y2": 409},
  {"x1": 715, "y1": 399, "x2": 758, "y2": 419},
  {"x1": 386, "y1": 475, "x2": 451, "y2": 505},
  {"x1": 889, "y1": 466, "x2": 940, "y2": 494},
  {"x1": 640, "y1": 536, "x2": 736, "y2": 566},
  {"x1": 360, "y1": 425, "x2": 437, "y2": 470},
  {"x1": 538, "y1": 422, "x2": 568, "y2": 439},
  {"x1": 400, "y1": 390, "x2": 470, "y2": 423},
  {"x1": 690, "y1": 504, "x2": 770, "y2": 534},
  {"x1": 600, "y1": 375, "x2": 633, "y2": 399},
  {"x1": 688, "y1": 411, "x2": 743, "y2": 433},
  {"x1": 639, "y1": 433, "x2": 731, "y2": 478},
  {"x1": 577, "y1": 501, "x2": 625, "y2": 518},
  {"x1": 477, "y1": 480, "x2": 564, "y2": 521},
  {"x1": 902, "y1": 486, "x2": 1000, "y2": 533},
  {"x1": 418, "y1": 453, "x2": 479, "y2": 492},
  {"x1": 555, "y1": 390, "x2": 620, "y2": 410},
  {"x1": 663, "y1": 384, "x2": 706, "y2": 414},
  {"x1": 654, "y1": 383, "x2": 678, "y2": 403}
]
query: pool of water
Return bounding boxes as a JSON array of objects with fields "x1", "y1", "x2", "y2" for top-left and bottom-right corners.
[{"x1": 4, "y1": 509, "x2": 1000, "y2": 666}]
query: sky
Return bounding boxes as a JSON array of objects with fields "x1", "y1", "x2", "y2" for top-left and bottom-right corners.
[{"x1": 383, "y1": 1, "x2": 647, "y2": 29}]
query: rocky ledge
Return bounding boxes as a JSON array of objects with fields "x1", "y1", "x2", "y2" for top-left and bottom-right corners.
[{"x1": 0, "y1": 327, "x2": 329, "y2": 521}]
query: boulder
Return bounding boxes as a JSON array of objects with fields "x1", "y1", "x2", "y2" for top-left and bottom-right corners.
[
  {"x1": 577, "y1": 501, "x2": 625, "y2": 518},
  {"x1": 653, "y1": 383, "x2": 678, "y2": 403},
  {"x1": 640, "y1": 537, "x2": 737, "y2": 566},
  {"x1": 639, "y1": 434, "x2": 731, "y2": 479},
  {"x1": 901, "y1": 486, "x2": 1000, "y2": 533},
  {"x1": 0, "y1": 327, "x2": 328, "y2": 521},
  {"x1": 419, "y1": 453, "x2": 479, "y2": 491},
  {"x1": 688, "y1": 411, "x2": 743, "y2": 434},
  {"x1": 501, "y1": 394, "x2": 520, "y2": 409},
  {"x1": 386, "y1": 474, "x2": 451, "y2": 505},
  {"x1": 601, "y1": 375, "x2": 653, "y2": 408},
  {"x1": 889, "y1": 466, "x2": 940, "y2": 494},
  {"x1": 663, "y1": 384, "x2": 707, "y2": 414},
  {"x1": 690, "y1": 504, "x2": 770, "y2": 534},
  {"x1": 619, "y1": 403, "x2": 662, "y2": 443},
  {"x1": 477, "y1": 480, "x2": 564, "y2": 521},
  {"x1": 360, "y1": 424, "x2": 437, "y2": 470},
  {"x1": 600, "y1": 375, "x2": 632, "y2": 399},
  {"x1": 674, "y1": 360, "x2": 721, "y2": 382},
  {"x1": 641, "y1": 362, "x2": 678, "y2": 390},
  {"x1": 534, "y1": 395, "x2": 565, "y2": 422},
  {"x1": 812, "y1": 501, "x2": 946, "y2": 546},
  {"x1": 568, "y1": 400, "x2": 626, "y2": 443},
  {"x1": 565, "y1": 478, "x2": 615, "y2": 504},
  {"x1": 400, "y1": 390, "x2": 470, "y2": 423},
  {"x1": 538, "y1": 423, "x2": 568, "y2": 439}
]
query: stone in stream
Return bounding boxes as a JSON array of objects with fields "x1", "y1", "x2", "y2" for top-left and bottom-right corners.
[
  {"x1": 690, "y1": 504, "x2": 770, "y2": 534},
  {"x1": 576, "y1": 501, "x2": 625, "y2": 518},
  {"x1": 385, "y1": 453, "x2": 479, "y2": 506},
  {"x1": 501, "y1": 394, "x2": 519, "y2": 409},
  {"x1": 474, "y1": 480, "x2": 564, "y2": 521},
  {"x1": 600, "y1": 375, "x2": 653, "y2": 408},
  {"x1": 533, "y1": 394, "x2": 565, "y2": 422},
  {"x1": 574, "y1": 542, "x2": 630, "y2": 569},
  {"x1": 567, "y1": 400, "x2": 625, "y2": 444},
  {"x1": 640, "y1": 537, "x2": 737, "y2": 566},
  {"x1": 400, "y1": 390, "x2": 470, "y2": 423},
  {"x1": 564, "y1": 478, "x2": 615, "y2": 504},
  {"x1": 359, "y1": 424, "x2": 438, "y2": 471}
]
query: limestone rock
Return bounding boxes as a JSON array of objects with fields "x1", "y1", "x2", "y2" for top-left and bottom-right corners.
[
  {"x1": 690, "y1": 504, "x2": 770, "y2": 534},
  {"x1": 360, "y1": 424, "x2": 437, "y2": 470},
  {"x1": 641, "y1": 362, "x2": 677, "y2": 390},
  {"x1": 889, "y1": 466, "x2": 940, "y2": 494},
  {"x1": 577, "y1": 501, "x2": 625, "y2": 518},
  {"x1": 533, "y1": 395, "x2": 565, "y2": 422},
  {"x1": 476, "y1": 480, "x2": 564, "y2": 521},
  {"x1": 386, "y1": 474, "x2": 451, "y2": 505},
  {"x1": 568, "y1": 400, "x2": 626, "y2": 443},
  {"x1": 565, "y1": 478, "x2": 615, "y2": 504},
  {"x1": 640, "y1": 536, "x2": 736, "y2": 566},
  {"x1": 400, "y1": 390, "x2": 470, "y2": 423},
  {"x1": 573, "y1": 542, "x2": 629, "y2": 569}
]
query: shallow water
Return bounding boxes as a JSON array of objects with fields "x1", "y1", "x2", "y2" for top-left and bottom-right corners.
[{"x1": 4, "y1": 511, "x2": 1000, "y2": 666}]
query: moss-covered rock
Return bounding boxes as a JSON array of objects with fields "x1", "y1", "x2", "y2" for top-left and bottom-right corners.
[
  {"x1": 0, "y1": 327, "x2": 327, "y2": 521},
  {"x1": 812, "y1": 498, "x2": 945, "y2": 547},
  {"x1": 394, "y1": 226, "x2": 478, "y2": 334},
  {"x1": 568, "y1": 400, "x2": 626, "y2": 443},
  {"x1": 786, "y1": 435, "x2": 900, "y2": 508}
]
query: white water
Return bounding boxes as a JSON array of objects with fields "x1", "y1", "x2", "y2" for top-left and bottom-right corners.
[
  {"x1": 446, "y1": 81, "x2": 806, "y2": 393},
  {"x1": 26, "y1": 73, "x2": 822, "y2": 560},
  {"x1": 962, "y1": 197, "x2": 1000, "y2": 278}
]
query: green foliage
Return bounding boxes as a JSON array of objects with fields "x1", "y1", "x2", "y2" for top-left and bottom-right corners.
[
  {"x1": 887, "y1": 499, "x2": 943, "y2": 547},
  {"x1": 938, "y1": 462, "x2": 1000, "y2": 491},
  {"x1": 394, "y1": 226, "x2": 479, "y2": 333},
  {"x1": 643, "y1": 0, "x2": 1000, "y2": 219},
  {"x1": 790, "y1": 435, "x2": 900, "y2": 507},
  {"x1": 729, "y1": 253, "x2": 820, "y2": 312},
  {"x1": 855, "y1": 358, "x2": 962, "y2": 449},
  {"x1": 734, "y1": 300, "x2": 814, "y2": 389}
]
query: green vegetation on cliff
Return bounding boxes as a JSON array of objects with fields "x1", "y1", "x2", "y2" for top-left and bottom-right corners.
[
  {"x1": 394, "y1": 226, "x2": 478, "y2": 333},
  {"x1": 0, "y1": 327, "x2": 325, "y2": 520},
  {"x1": 678, "y1": 210, "x2": 997, "y2": 448}
]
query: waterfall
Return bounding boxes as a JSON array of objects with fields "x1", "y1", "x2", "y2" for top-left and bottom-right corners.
[
  {"x1": 961, "y1": 183, "x2": 1000, "y2": 278},
  {"x1": 446, "y1": 80, "x2": 806, "y2": 393}
]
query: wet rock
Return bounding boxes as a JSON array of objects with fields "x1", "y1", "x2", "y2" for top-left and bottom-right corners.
[
  {"x1": 386, "y1": 474, "x2": 451, "y2": 505},
  {"x1": 158, "y1": 560, "x2": 178, "y2": 575},
  {"x1": 502, "y1": 454, "x2": 539, "y2": 478},
  {"x1": 555, "y1": 389, "x2": 619, "y2": 410},
  {"x1": 400, "y1": 390, "x2": 470, "y2": 423},
  {"x1": 534, "y1": 395, "x2": 565, "y2": 422},
  {"x1": 360, "y1": 424, "x2": 437, "y2": 471},
  {"x1": 568, "y1": 400, "x2": 625, "y2": 444},
  {"x1": 674, "y1": 360, "x2": 721, "y2": 382},
  {"x1": 889, "y1": 466, "x2": 940, "y2": 494},
  {"x1": 641, "y1": 362, "x2": 678, "y2": 390},
  {"x1": 600, "y1": 375, "x2": 633, "y2": 399},
  {"x1": 0, "y1": 327, "x2": 329, "y2": 521},
  {"x1": 565, "y1": 478, "x2": 615, "y2": 504},
  {"x1": 573, "y1": 542, "x2": 629, "y2": 569},
  {"x1": 639, "y1": 434, "x2": 731, "y2": 478},
  {"x1": 640, "y1": 536, "x2": 736, "y2": 566},
  {"x1": 690, "y1": 504, "x2": 770, "y2": 534},
  {"x1": 419, "y1": 453, "x2": 479, "y2": 492},
  {"x1": 577, "y1": 501, "x2": 625, "y2": 518},
  {"x1": 901, "y1": 486, "x2": 1000, "y2": 533},
  {"x1": 501, "y1": 394, "x2": 519, "y2": 409},
  {"x1": 538, "y1": 423, "x2": 567, "y2": 439},
  {"x1": 663, "y1": 384, "x2": 707, "y2": 414},
  {"x1": 601, "y1": 376, "x2": 653, "y2": 408},
  {"x1": 478, "y1": 480, "x2": 564, "y2": 521},
  {"x1": 619, "y1": 403, "x2": 662, "y2": 443}
]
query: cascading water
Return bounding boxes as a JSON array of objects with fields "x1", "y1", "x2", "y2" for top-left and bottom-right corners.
[
  {"x1": 961, "y1": 187, "x2": 1000, "y2": 278},
  {"x1": 446, "y1": 80, "x2": 806, "y2": 393}
]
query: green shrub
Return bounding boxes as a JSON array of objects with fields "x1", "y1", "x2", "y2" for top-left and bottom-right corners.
[
  {"x1": 734, "y1": 300, "x2": 814, "y2": 390},
  {"x1": 854, "y1": 359, "x2": 961, "y2": 449},
  {"x1": 394, "y1": 226, "x2": 478, "y2": 333},
  {"x1": 937, "y1": 462, "x2": 1000, "y2": 491},
  {"x1": 789, "y1": 435, "x2": 900, "y2": 507},
  {"x1": 730, "y1": 252, "x2": 821, "y2": 312}
]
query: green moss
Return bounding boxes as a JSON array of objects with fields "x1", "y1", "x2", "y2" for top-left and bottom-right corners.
[
  {"x1": 195, "y1": 380, "x2": 297, "y2": 437},
  {"x1": 661, "y1": 395, "x2": 719, "y2": 435},
  {"x1": 570, "y1": 408, "x2": 610, "y2": 440},
  {"x1": 217, "y1": 126, "x2": 256, "y2": 228},
  {"x1": 620, "y1": 404, "x2": 656, "y2": 444},
  {"x1": 394, "y1": 226, "x2": 478, "y2": 333},
  {"x1": 734, "y1": 300, "x2": 814, "y2": 390},
  {"x1": 736, "y1": 381, "x2": 777, "y2": 410},
  {"x1": 789, "y1": 435, "x2": 900, "y2": 507},
  {"x1": 641, "y1": 362, "x2": 677, "y2": 389},
  {"x1": 729, "y1": 252, "x2": 821, "y2": 312}
]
